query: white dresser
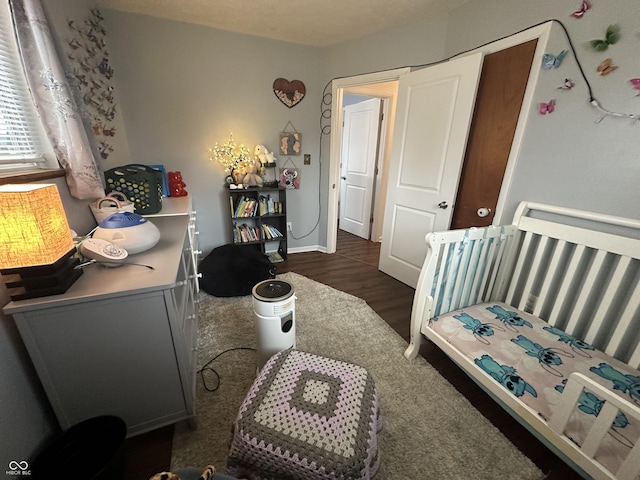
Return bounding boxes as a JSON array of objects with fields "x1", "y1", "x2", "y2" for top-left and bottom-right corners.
[{"x1": 3, "y1": 197, "x2": 200, "y2": 437}]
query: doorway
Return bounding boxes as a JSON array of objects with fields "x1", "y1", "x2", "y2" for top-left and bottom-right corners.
[
  {"x1": 328, "y1": 68, "x2": 409, "y2": 254},
  {"x1": 339, "y1": 95, "x2": 387, "y2": 241},
  {"x1": 327, "y1": 23, "x2": 552, "y2": 267}
]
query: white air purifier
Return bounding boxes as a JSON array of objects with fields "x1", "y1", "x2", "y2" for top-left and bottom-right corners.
[{"x1": 252, "y1": 280, "x2": 296, "y2": 369}]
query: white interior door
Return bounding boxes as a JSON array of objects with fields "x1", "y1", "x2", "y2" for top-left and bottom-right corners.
[
  {"x1": 339, "y1": 98, "x2": 382, "y2": 239},
  {"x1": 378, "y1": 52, "x2": 484, "y2": 288}
]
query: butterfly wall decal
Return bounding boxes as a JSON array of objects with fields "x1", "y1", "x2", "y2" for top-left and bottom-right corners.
[
  {"x1": 539, "y1": 99, "x2": 556, "y2": 115},
  {"x1": 630, "y1": 79, "x2": 640, "y2": 96},
  {"x1": 557, "y1": 78, "x2": 575, "y2": 90},
  {"x1": 590, "y1": 24, "x2": 621, "y2": 51},
  {"x1": 542, "y1": 50, "x2": 567, "y2": 70},
  {"x1": 571, "y1": 0, "x2": 591, "y2": 19},
  {"x1": 597, "y1": 58, "x2": 617, "y2": 76}
]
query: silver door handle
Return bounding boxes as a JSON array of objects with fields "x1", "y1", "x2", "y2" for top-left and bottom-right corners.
[
  {"x1": 341, "y1": 176, "x2": 346, "y2": 180},
  {"x1": 438, "y1": 201, "x2": 448, "y2": 209}
]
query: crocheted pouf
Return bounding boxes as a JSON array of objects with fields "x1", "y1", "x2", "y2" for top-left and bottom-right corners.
[{"x1": 226, "y1": 349, "x2": 381, "y2": 480}]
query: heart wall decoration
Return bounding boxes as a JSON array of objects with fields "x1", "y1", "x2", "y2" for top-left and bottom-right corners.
[{"x1": 273, "y1": 78, "x2": 306, "y2": 108}]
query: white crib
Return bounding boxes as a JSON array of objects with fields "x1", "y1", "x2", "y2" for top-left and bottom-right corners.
[{"x1": 405, "y1": 201, "x2": 640, "y2": 480}]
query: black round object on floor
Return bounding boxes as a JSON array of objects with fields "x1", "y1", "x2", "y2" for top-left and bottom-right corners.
[{"x1": 30, "y1": 415, "x2": 126, "y2": 480}]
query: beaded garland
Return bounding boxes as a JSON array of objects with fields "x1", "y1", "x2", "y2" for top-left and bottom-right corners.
[{"x1": 226, "y1": 349, "x2": 381, "y2": 480}]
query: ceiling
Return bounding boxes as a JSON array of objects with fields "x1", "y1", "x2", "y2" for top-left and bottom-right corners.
[{"x1": 95, "y1": 0, "x2": 469, "y2": 47}]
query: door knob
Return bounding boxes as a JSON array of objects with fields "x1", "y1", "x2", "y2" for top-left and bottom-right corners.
[
  {"x1": 438, "y1": 201, "x2": 448, "y2": 209},
  {"x1": 477, "y1": 207, "x2": 492, "y2": 218},
  {"x1": 341, "y1": 176, "x2": 346, "y2": 180}
]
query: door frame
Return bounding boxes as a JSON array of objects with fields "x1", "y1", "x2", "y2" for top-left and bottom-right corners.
[
  {"x1": 327, "y1": 68, "x2": 409, "y2": 253},
  {"x1": 326, "y1": 21, "x2": 552, "y2": 254}
]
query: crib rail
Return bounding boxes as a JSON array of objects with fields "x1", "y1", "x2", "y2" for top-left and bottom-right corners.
[
  {"x1": 426, "y1": 225, "x2": 517, "y2": 318},
  {"x1": 496, "y1": 202, "x2": 640, "y2": 367},
  {"x1": 404, "y1": 225, "x2": 517, "y2": 360},
  {"x1": 405, "y1": 201, "x2": 640, "y2": 368},
  {"x1": 548, "y1": 372, "x2": 640, "y2": 480}
]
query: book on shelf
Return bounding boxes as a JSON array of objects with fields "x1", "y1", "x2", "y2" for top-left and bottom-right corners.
[
  {"x1": 260, "y1": 224, "x2": 283, "y2": 240},
  {"x1": 266, "y1": 251, "x2": 284, "y2": 263},
  {"x1": 233, "y1": 196, "x2": 258, "y2": 218},
  {"x1": 256, "y1": 194, "x2": 284, "y2": 216},
  {"x1": 234, "y1": 223, "x2": 261, "y2": 243}
]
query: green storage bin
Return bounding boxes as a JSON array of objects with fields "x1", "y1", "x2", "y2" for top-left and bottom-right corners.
[{"x1": 104, "y1": 164, "x2": 163, "y2": 214}]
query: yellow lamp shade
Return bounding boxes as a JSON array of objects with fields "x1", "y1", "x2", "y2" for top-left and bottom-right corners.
[{"x1": 0, "y1": 184, "x2": 74, "y2": 269}]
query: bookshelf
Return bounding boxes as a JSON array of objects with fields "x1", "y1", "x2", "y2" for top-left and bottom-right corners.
[{"x1": 228, "y1": 186, "x2": 287, "y2": 263}]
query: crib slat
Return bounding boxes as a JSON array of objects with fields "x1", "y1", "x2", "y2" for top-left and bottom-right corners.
[
  {"x1": 460, "y1": 237, "x2": 485, "y2": 307},
  {"x1": 448, "y1": 243, "x2": 467, "y2": 310},
  {"x1": 548, "y1": 374, "x2": 583, "y2": 434},
  {"x1": 581, "y1": 401, "x2": 618, "y2": 457},
  {"x1": 468, "y1": 230, "x2": 496, "y2": 303},
  {"x1": 533, "y1": 240, "x2": 568, "y2": 322},
  {"x1": 505, "y1": 231, "x2": 535, "y2": 308},
  {"x1": 547, "y1": 245, "x2": 587, "y2": 330},
  {"x1": 453, "y1": 229, "x2": 487, "y2": 310},
  {"x1": 623, "y1": 284, "x2": 640, "y2": 369},
  {"x1": 521, "y1": 235, "x2": 549, "y2": 312},
  {"x1": 469, "y1": 236, "x2": 493, "y2": 305},
  {"x1": 436, "y1": 242, "x2": 454, "y2": 315},
  {"x1": 568, "y1": 249, "x2": 607, "y2": 341},
  {"x1": 598, "y1": 256, "x2": 634, "y2": 357},
  {"x1": 487, "y1": 230, "x2": 514, "y2": 301},
  {"x1": 616, "y1": 438, "x2": 640, "y2": 480}
]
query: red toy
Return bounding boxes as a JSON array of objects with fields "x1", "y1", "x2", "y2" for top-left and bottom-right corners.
[{"x1": 168, "y1": 171, "x2": 188, "y2": 197}]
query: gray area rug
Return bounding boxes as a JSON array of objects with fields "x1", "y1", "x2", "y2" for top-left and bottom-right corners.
[{"x1": 171, "y1": 272, "x2": 544, "y2": 479}]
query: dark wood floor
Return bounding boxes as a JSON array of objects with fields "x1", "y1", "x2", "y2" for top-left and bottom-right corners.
[{"x1": 123, "y1": 230, "x2": 580, "y2": 480}]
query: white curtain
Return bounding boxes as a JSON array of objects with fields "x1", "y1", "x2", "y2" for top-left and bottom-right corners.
[{"x1": 9, "y1": 0, "x2": 105, "y2": 200}]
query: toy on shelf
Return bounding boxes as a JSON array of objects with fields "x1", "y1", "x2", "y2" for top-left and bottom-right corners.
[
  {"x1": 242, "y1": 163, "x2": 263, "y2": 187},
  {"x1": 254, "y1": 144, "x2": 275, "y2": 167},
  {"x1": 168, "y1": 171, "x2": 188, "y2": 197}
]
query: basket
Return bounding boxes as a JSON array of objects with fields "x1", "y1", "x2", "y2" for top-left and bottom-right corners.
[
  {"x1": 89, "y1": 192, "x2": 136, "y2": 224},
  {"x1": 104, "y1": 164, "x2": 163, "y2": 214}
]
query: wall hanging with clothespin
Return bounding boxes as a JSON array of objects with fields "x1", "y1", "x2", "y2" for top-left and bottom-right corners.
[
  {"x1": 279, "y1": 121, "x2": 302, "y2": 156},
  {"x1": 280, "y1": 158, "x2": 300, "y2": 190}
]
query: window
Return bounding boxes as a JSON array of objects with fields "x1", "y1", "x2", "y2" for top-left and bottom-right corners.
[{"x1": 0, "y1": 2, "x2": 57, "y2": 172}]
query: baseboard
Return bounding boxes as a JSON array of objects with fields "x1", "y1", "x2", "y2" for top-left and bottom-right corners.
[{"x1": 286, "y1": 245, "x2": 327, "y2": 254}]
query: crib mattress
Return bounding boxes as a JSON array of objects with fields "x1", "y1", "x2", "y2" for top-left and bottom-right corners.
[{"x1": 429, "y1": 302, "x2": 640, "y2": 474}]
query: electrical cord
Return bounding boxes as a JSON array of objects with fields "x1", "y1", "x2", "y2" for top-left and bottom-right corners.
[
  {"x1": 198, "y1": 347, "x2": 256, "y2": 392},
  {"x1": 295, "y1": 18, "x2": 637, "y2": 241}
]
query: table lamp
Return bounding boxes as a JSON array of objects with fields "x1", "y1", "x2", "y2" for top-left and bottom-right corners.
[{"x1": 0, "y1": 184, "x2": 82, "y2": 301}]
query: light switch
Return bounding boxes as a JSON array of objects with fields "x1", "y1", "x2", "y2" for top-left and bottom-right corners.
[{"x1": 304, "y1": 154, "x2": 311, "y2": 165}]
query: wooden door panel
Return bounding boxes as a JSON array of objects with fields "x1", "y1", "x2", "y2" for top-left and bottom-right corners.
[{"x1": 451, "y1": 39, "x2": 537, "y2": 229}]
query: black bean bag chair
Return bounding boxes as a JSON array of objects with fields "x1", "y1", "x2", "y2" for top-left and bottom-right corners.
[{"x1": 198, "y1": 244, "x2": 276, "y2": 297}]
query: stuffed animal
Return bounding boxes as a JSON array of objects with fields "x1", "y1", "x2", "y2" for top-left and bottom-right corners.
[
  {"x1": 168, "y1": 171, "x2": 188, "y2": 197},
  {"x1": 242, "y1": 163, "x2": 263, "y2": 187},
  {"x1": 254, "y1": 144, "x2": 275, "y2": 166}
]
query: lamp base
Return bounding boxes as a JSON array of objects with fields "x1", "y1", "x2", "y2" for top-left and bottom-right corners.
[{"x1": 1, "y1": 249, "x2": 82, "y2": 301}]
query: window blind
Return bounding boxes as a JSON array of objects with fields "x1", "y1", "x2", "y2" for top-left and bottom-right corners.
[{"x1": 0, "y1": 2, "x2": 47, "y2": 166}]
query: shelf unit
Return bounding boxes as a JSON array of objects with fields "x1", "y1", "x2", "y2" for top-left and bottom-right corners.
[{"x1": 228, "y1": 186, "x2": 287, "y2": 263}]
